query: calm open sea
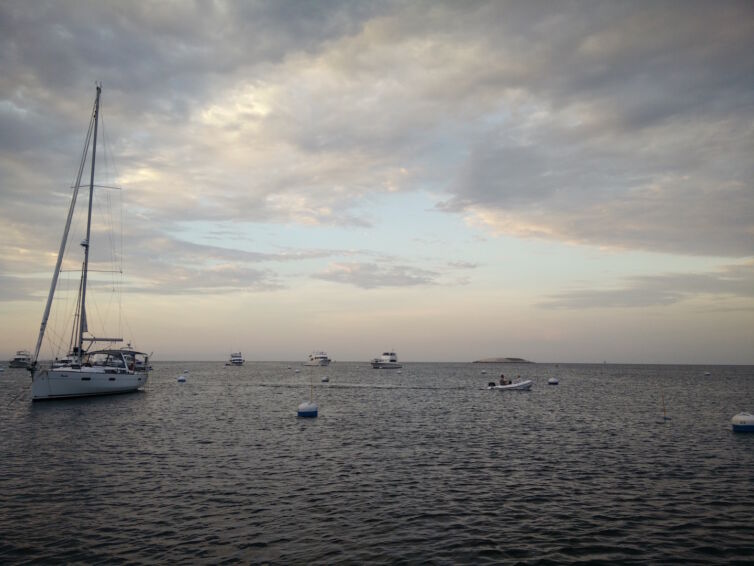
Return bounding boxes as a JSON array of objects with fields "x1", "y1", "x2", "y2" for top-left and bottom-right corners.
[{"x1": 1, "y1": 362, "x2": 753, "y2": 564}]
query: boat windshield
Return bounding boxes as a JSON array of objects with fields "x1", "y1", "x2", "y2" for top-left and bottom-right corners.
[
  {"x1": 85, "y1": 351, "x2": 127, "y2": 368},
  {"x1": 85, "y1": 349, "x2": 149, "y2": 371}
]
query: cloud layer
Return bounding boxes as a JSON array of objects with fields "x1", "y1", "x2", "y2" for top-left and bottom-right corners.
[{"x1": 1, "y1": 0, "x2": 752, "y2": 304}]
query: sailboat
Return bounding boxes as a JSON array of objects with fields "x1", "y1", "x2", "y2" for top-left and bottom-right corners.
[{"x1": 28, "y1": 85, "x2": 150, "y2": 400}]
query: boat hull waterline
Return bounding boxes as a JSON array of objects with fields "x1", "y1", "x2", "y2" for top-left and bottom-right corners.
[
  {"x1": 32, "y1": 368, "x2": 148, "y2": 400},
  {"x1": 487, "y1": 380, "x2": 533, "y2": 391}
]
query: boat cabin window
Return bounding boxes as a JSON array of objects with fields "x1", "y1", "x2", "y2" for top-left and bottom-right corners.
[{"x1": 85, "y1": 352, "x2": 126, "y2": 368}]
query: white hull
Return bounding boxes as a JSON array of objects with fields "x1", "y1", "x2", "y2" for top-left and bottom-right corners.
[
  {"x1": 304, "y1": 359, "x2": 330, "y2": 366},
  {"x1": 32, "y1": 367, "x2": 148, "y2": 400},
  {"x1": 488, "y1": 380, "x2": 533, "y2": 391},
  {"x1": 371, "y1": 351, "x2": 401, "y2": 369},
  {"x1": 371, "y1": 362, "x2": 402, "y2": 369}
]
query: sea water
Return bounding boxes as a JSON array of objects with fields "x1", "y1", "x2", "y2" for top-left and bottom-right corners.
[{"x1": 1, "y1": 362, "x2": 753, "y2": 563}]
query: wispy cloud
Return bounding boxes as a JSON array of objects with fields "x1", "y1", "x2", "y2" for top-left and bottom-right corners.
[
  {"x1": 313, "y1": 262, "x2": 440, "y2": 289},
  {"x1": 540, "y1": 261, "x2": 754, "y2": 309}
]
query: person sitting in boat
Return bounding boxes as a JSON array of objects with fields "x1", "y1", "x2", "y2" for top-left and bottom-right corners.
[{"x1": 499, "y1": 374, "x2": 510, "y2": 386}]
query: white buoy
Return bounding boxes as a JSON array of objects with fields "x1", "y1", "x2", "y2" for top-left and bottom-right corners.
[
  {"x1": 298, "y1": 400, "x2": 318, "y2": 417},
  {"x1": 177, "y1": 374, "x2": 187, "y2": 383},
  {"x1": 294, "y1": 369, "x2": 300, "y2": 373},
  {"x1": 322, "y1": 376, "x2": 329, "y2": 382},
  {"x1": 547, "y1": 377, "x2": 559, "y2": 385},
  {"x1": 481, "y1": 370, "x2": 487, "y2": 375},
  {"x1": 731, "y1": 412, "x2": 754, "y2": 432},
  {"x1": 397, "y1": 370, "x2": 402, "y2": 374},
  {"x1": 298, "y1": 377, "x2": 319, "y2": 417}
]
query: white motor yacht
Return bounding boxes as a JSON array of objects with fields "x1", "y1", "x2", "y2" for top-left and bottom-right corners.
[
  {"x1": 9, "y1": 350, "x2": 31, "y2": 368},
  {"x1": 304, "y1": 351, "x2": 331, "y2": 366},
  {"x1": 226, "y1": 352, "x2": 245, "y2": 366},
  {"x1": 371, "y1": 351, "x2": 402, "y2": 369}
]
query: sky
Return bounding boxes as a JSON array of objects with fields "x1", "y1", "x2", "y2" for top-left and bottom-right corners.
[{"x1": 1, "y1": 0, "x2": 753, "y2": 364}]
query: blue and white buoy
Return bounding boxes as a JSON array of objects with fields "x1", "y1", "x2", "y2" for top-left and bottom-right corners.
[
  {"x1": 548, "y1": 377, "x2": 559, "y2": 385},
  {"x1": 298, "y1": 376, "x2": 319, "y2": 417},
  {"x1": 731, "y1": 412, "x2": 754, "y2": 432},
  {"x1": 177, "y1": 374, "x2": 187, "y2": 383},
  {"x1": 298, "y1": 401, "x2": 318, "y2": 418}
]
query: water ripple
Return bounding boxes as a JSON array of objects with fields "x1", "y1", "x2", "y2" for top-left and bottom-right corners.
[{"x1": 1, "y1": 362, "x2": 753, "y2": 563}]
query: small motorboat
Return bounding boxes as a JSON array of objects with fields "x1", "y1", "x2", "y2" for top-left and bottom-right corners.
[
  {"x1": 547, "y1": 377, "x2": 559, "y2": 385},
  {"x1": 487, "y1": 380, "x2": 533, "y2": 391}
]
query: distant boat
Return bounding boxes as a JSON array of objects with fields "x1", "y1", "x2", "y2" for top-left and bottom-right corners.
[
  {"x1": 9, "y1": 350, "x2": 31, "y2": 369},
  {"x1": 226, "y1": 352, "x2": 245, "y2": 366},
  {"x1": 487, "y1": 379, "x2": 533, "y2": 391},
  {"x1": 28, "y1": 85, "x2": 150, "y2": 400},
  {"x1": 473, "y1": 357, "x2": 533, "y2": 364},
  {"x1": 371, "y1": 351, "x2": 402, "y2": 369},
  {"x1": 304, "y1": 351, "x2": 331, "y2": 366}
]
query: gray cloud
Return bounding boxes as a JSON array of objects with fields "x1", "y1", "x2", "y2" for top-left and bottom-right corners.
[
  {"x1": 1, "y1": 0, "x2": 753, "y2": 300},
  {"x1": 0, "y1": 275, "x2": 46, "y2": 302},
  {"x1": 313, "y1": 262, "x2": 440, "y2": 289},
  {"x1": 447, "y1": 261, "x2": 478, "y2": 270},
  {"x1": 429, "y1": 2, "x2": 754, "y2": 257},
  {"x1": 540, "y1": 261, "x2": 754, "y2": 309}
]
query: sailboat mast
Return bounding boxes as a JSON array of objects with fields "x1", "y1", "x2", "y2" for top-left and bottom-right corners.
[
  {"x1": 78, "y1": 84, "x2": 101, "y2": 356},
  {"x1": 30, "y1": 86, "x2": 98, "y2": 371}
]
